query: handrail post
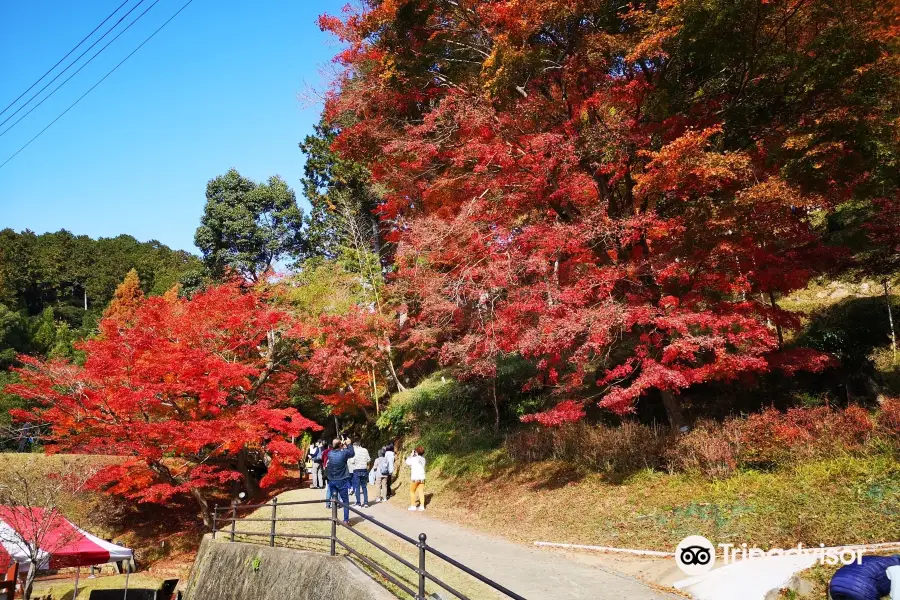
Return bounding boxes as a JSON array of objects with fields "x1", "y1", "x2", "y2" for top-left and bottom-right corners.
[
  {"x1": 230, "y1": 504, "x2": 236, "y2": 542},
  {"x1": 211, "y1": 504, "x2": 217, "y2": 539},
  {"x1": 269, "y1": 497, "x2": 278, "y2": 547},
  {"x1": 330, "y1": 500, "x2": 338, "y2": 556},
  {"x1": 418, "y1": 533, "x2": 427, "y2": 600}
]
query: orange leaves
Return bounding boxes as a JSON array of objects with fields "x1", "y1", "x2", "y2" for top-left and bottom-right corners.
[
  {"x1": 102, "y1": 269, "x2": 144, "y2": 325},
  {"x1": 626, "y1": 25, "x2": 681, "y2": 63},
  {"x1": 633, "y1": 126, "x2": 752, "y2": 204},
  {"x1": 734, "y1": 176, "x2": 822, "y2": 210}
]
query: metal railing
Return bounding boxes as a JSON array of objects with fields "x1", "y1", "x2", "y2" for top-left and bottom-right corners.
[{"x1": 211, "y1": 497, "x2": 526, "y2": 600}]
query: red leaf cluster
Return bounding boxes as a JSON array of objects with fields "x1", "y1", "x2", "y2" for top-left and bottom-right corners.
[{"x1": 9, "y1": 282, "x2": 321, "y2": 506}]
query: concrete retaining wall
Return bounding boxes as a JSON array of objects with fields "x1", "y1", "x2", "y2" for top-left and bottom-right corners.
[{"x1": 182, "y1": 535, "x2": 396, "y2": 600}]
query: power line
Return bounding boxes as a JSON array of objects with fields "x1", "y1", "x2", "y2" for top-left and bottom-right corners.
[
  {"x1": 0, "y1": 0, "x2": 151, "y2": 132},
  {"x1": 0, "y1": 0, "x2": 161, "y2": 139},
  {"x1": 0, "y1": 0, "x2": 132, "y2": 119},
  {"x1": 0, "y1": 0, "x2": 196, "y2": 171}
]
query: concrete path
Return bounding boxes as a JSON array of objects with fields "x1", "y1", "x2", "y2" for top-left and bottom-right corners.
[{"x1": 287, "y1": 488, "x2": 671, "y2": 600}]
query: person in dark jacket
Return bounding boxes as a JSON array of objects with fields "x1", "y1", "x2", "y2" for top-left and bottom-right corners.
[
  {"x1": 829, "y1": 555, "x2": 900, "y2": 600},
  {"x1": 325, "y1": 438, "x2": 355, "y2": 524}
]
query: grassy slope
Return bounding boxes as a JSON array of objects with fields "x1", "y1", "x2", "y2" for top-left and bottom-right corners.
[{"x1": 419, "y1": 452, "x2": 899, "y2": 552}]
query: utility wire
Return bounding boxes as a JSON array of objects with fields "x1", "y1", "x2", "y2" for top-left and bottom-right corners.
[
  {"x1": 0, "y1": 0, "x2": 161, "y2": 139},
  {"x1": 0, "y1": 0, "x2": 132, "y2": 119},
  {"x1": 0, "y1": 0, "x2": 196, "y2": 171},
  {"x1": 0, "y1": 0, "x2": 151, "y2": 132}
]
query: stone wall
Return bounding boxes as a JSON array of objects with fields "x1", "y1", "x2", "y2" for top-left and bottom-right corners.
[{"x1": 182, "y1": 535, "x2": 396, "y2": 600}]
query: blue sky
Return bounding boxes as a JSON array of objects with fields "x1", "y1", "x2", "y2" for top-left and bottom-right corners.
[{"x1": 0, "y1": 0, "x2": 344, "y2": 253}]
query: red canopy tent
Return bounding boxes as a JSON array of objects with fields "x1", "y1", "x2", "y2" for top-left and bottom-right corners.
[
  {"x1": 0, "y1": 506, "x2": 132, "y2": 570},
  {"x1": 0, "y1": 506, "x2": 134, "y2": 598}
]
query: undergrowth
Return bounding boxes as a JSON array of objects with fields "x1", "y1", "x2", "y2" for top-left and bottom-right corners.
[{"x1": 378, "y1": 374, "x2": 900, "y2": 551}]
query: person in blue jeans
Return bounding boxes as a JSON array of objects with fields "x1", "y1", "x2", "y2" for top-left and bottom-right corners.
[
  {"x1": 325, "y1": 437, "x2": 355, "y2": 524},
  {"x1": 348, "y1": 441, "x2": 371, "y2": 508}
]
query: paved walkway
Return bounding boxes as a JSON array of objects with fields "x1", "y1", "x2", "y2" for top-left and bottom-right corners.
[{"x1": 285, "y1": 487, "x2": 670, "y2": 600}]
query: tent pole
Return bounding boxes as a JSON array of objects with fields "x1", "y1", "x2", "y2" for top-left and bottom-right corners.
[
  {"x1": 123, "y1": 566, "x2": 130, "y2": 600},
  {"x1": 73, "y1": 565, "x2": 80, "y2": 599}
]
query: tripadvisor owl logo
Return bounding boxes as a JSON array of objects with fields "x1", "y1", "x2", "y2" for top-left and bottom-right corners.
[{"x1": 675, "y1": 535, "x2": 716, "y2": 576}]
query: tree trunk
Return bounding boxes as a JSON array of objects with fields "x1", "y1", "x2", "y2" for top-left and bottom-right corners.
[
  {"x1": 863, "y1": 375, "x2": 885, "y2": 404},
  {"x1": 371, "y1": 366, "x2": 380, "y2": 414},
  {"x1": 885, "y1": 279, "x2": 897, "y2": 364},
  {"x1": 385, "y1": 339, "x2": 406, "y2": 392},
  {"x1": 190, "y1": 487, "x2": 213, "y2": 529},
  {"x1": 369, "y1": 215, "x2": 382, "y2": 260},
  {"x1": 23, "y1": 561, "x2": 37, "y2": 600},
  {"x1": 237, "y1": 448, "x2": 259, "y2": 497},
  {"x1": 768, "y1": 291, "x2": 784, "y2": 348},
  {"x1": 661, "y1": 390, "x2": 686, "y2": 430},
  {"x1": 491, "y1": 377, "x2": 500, "y2": 434}
]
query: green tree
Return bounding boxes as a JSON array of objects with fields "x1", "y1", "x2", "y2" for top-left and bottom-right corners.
[
  {"x1": 0, "y1": 304, "x2": 29, "y2": 368},
  {"x1": 300, "y1": 119, "x2": 382, "y2": 261},
  {"x1": 194, "y1": 169, "x2": 307, "y2": 281}
]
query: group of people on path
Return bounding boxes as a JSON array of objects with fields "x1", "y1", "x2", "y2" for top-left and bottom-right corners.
[{"x1": 305, "y1": 437, "x2": 428, "y2": 523}]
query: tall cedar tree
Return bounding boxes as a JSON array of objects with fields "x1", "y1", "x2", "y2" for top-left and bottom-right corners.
[
  {"x1": 319, "y1": 0, "x2": 900, "y2": 424},
  {"x1": 8, "y1": 282, "x2": 321, "y2": 526}
]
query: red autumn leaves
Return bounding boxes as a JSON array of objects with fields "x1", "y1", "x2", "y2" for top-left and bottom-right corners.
[
  {"x1": 316, "y1": 0, "x2": 888, "y2": 424},
  {"x1": 9, "y1": 283, "x2": 325, "y2": 516}
]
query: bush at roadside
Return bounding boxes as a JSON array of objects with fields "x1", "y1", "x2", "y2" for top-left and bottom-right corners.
[{"x1": 507, "y1": 403, "x2": 897, "y2": 478}]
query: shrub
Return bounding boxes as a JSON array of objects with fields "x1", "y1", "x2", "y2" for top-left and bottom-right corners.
[
  {"x1": 508, "y1": 405, "x2": 882, "y2": 477},
  {"x1": 739, "y1": 405, "x2": 874, "y2": 466},
  {"x1": 506, "y1": 421, "x2": 667, "y2": 474},
  {"x1": 833, "y1": 405, "x2": 875, "y2": 448},
  {"x1": 665, "y1": 420, "x2": 740, "y2": 478},
  {"x1": 877, "y1": 397, "x2": 900, "y2": 438}
]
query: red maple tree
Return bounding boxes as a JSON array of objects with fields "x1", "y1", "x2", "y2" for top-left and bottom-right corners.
[
  {"x1": 318, "y1": 0, "x2": 897, "y2": 424},
  {"x1": 9, "y1": 282, "x2": 321, "y2": 526},
  {"x1": 303, "y1": 306, "x2": 395, "y2": 415}
]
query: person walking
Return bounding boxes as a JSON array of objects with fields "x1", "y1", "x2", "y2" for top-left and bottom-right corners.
[
  {"x1": 406, "y1": 446, "x2": 427, "y2": 511},
  {"x1": 349, "y1": 441, "x2": 371, "y2": 508},
  {"x1": 325, "y1": 437, "x2": 355, "y2": 525},
  {"x1": 384, "y1": 443, "x2": 396, "y2": 499},
  {"x1": 373, "y1": 449, "x2": 389, "y2": 503},
  {"x1": 308, "y1": 440, "x2": 324, "y2": 489}
]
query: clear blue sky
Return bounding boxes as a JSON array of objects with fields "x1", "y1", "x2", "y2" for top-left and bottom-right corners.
[{"x1": 0, "y1": 0, "x2": 344, "y2": 253}]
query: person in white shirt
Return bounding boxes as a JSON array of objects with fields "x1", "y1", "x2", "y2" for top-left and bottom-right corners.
[
  {"x1": 384, "y1": 443, "x2": 396, "y2": 499},
  {"x1": 348, "y1": 441, "x2": 372, "y2": 507},
  {"x1": 405, "y1": 446, "x2": 427, "y2": 511}
]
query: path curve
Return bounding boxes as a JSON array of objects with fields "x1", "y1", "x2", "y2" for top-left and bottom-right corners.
[{"x1": 286, "y1": 488, "x2": 671, "y2": 600}]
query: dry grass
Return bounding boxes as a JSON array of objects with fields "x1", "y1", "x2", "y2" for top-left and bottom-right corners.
[{"x1": 417, "y1": 451, "x2": 900, "y2": 553}]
